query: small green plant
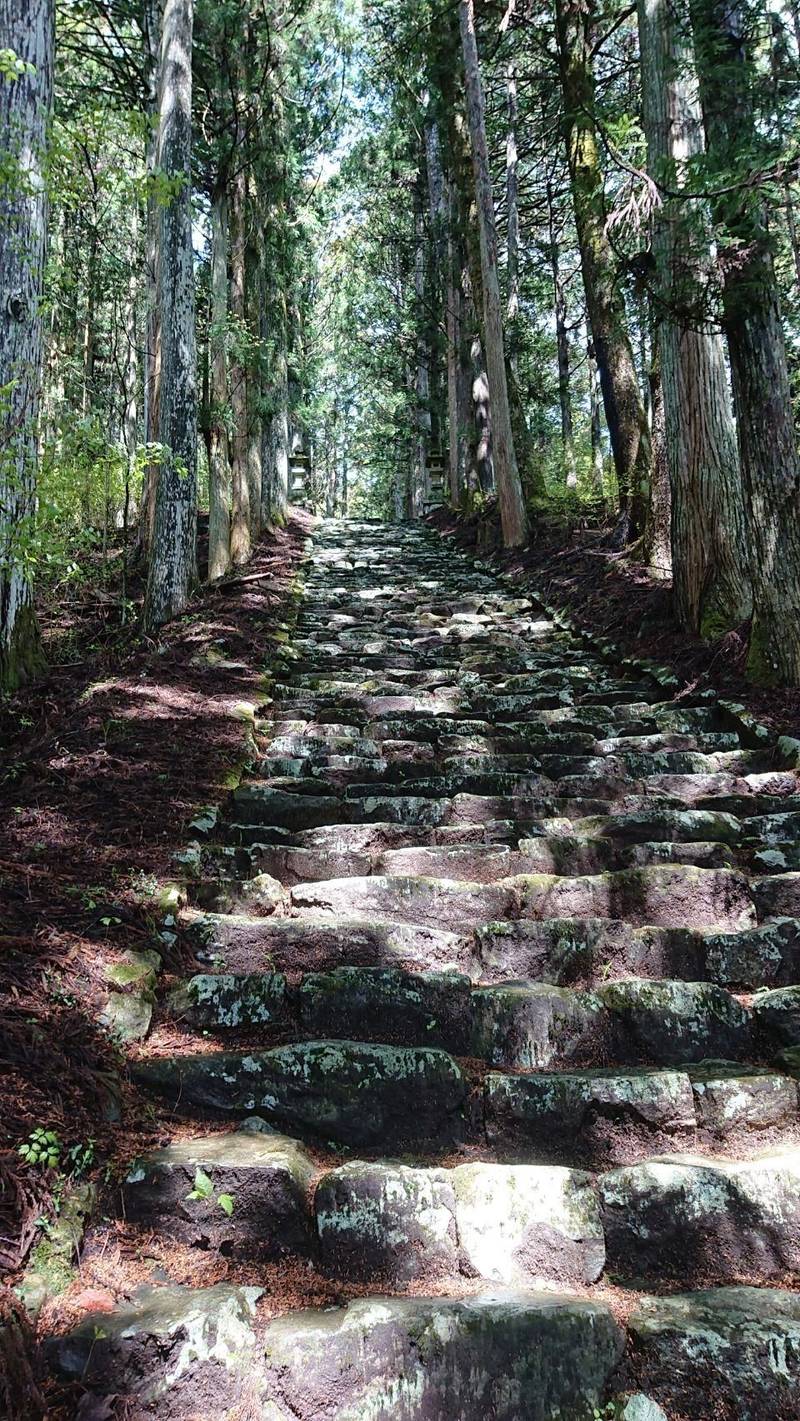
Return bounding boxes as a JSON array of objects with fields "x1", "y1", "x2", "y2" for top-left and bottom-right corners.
[
  {"x1": 66, "y1": 1138, "x2": 95, "y2": 1176},
  {"x1": 185, "y1": 1167, "x2": 234, "y2": 1216},
  {"x1": 19, "y1": 1128, "x2": 61, "y2": 1169}
]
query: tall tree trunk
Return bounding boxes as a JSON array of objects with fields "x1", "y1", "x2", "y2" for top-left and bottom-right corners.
[
  {"x1": 228, "y1": 164, "x2": 251, "y2": 564},
  {"x1": 506, "y1": 65, "x2": 520, "y2": 324},
  {"x1": 413, "y1": 170, "x2": 430, "y2": 514},
  {"x1": 588, "y1": 339, "x2": 605, "y2": 498},
  {"x1": 246, "y1": 179, "x2": 263, "y2": 544},
  {"x1": 644, "y1": 339, "x2": 672, "y2": 576},
  {"x1": 554, "y1": 0, "x2": 650, "y2": 539},
  {"x1": 446, "y1": 183, "x2": 463, "y2": 505},
  {"x1": 143, "y1": 0, "x2": 197, "y2": 629},
  {"x1": 546, "y1": 179, "x2": 576, "y2": 488},
  {"x1": 692, "y1": 0, "x2": 800, "y2": 682},
  {"x1": 140, "y1": 0, "x2": 162, "y2": 558},
  {"x1": 638, "y1": 0, "x2": 750, "y2": 636},
  {"x1": 262, "y1": 181, "x2": 290, "y2": 525},
  {"x1": 459, "y1": 0, "x2": 529, "y2": 545},
  {"x1": 208, "y1": 187, "x2": 231, "y2": 580},
  {"x1": 0, "y1": 0, "x2": 53, "y2": 687}
]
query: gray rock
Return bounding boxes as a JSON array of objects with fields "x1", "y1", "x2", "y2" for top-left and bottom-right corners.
[
  {"x1": 471, "y1": 983, "x2": 608, "y2": 1067},
  {"x1": 614, "y1": 1396, "x2": 668, "y2": 1421},
  {"x1": 598, "y1": 979, "x2": 751, "y2": 1064},
  {"x1": 485, "y1": 1067, "x2": 696, "y2": 1166},
  {"x1": 100, "y1": 990, "x2": 152, "y2": 1043},
  {"x1": 170, "y1": 972, "x2": 288, "y2": 1028},
  {"x1": 133, "y1": 1041, "x2": 467, "y2": 1147},
  {"x1": 599, "y1": 1150, "x2": 800, "y2": 1282},
  {"x1": 627, "y1": 1286, "x2": 800, "y2": 1418},
  {"x1": 49, "y1": 1284, "x2": 262, "y2": 1411},
  {"x1": 315, "y1": 1162, "x2": 458, "y2": 1281},
  {"x1": 314, "y1": 1159, "x2": 603, "y2": 1287},
  {"x1": 754, "y1": 986, "x2": 800, "y2": 1052},
  {"x1": 451, "y1": 1161, "x2": 604, "y2": 1285},
  {"x1": 122, "y1": 1129, "x2": 314, "y2": 1258},
  {"x1": 703, "y1": 920, "x2": 800, "y2": 989},
  {"x1": 516, "y1": 864, "x2": 755, "y2": 931},
  {"x1": 260, "y1": 1292, "x2": 624, "y2": 1420},
  {"x1": 688, "y1": 1063, "x2": 799, "y2": 1138},
  {"x1": 298, "y1": 966, "x2": 473, "y2": 1052}
]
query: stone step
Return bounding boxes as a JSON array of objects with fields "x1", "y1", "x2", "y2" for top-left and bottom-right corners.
[
  {"x1": 626, "y1": 1286, "x2": 800, "y2": 1417},
  {"x1": 52, "y1": 1286, "x2": 624, "y2": 1420},
  {"x1": 121, "y1": 1125, "x2": 315, "y2": 1258},
  {"x1": 473, "y1": 917, "x2": 800, "y2": 990},
  {"x1": 183, "y1": 908, "x2": 480, "y2": 977},
  {"x1": 485, "y1": 1062, "x2": 800, "y2": 1168},
  {"x1": 202, "y1": 836, "x2": 735, "y2": 897},
  {"x1": 121, "y1": 1127, "x2": 800, "y2": 1292},
  {"x1": 599, "y1": 1148, "x2": 800, "y2": 1284},
  {"x1": 290, "y1": 864, "x2": 755, "y2": 932},
  {"x1": 133, "y1": 1040, "x2": 468, "y2": 1147},
  {"x1": 169, "y1": 967, "x2": 752, "y2": 1069}
]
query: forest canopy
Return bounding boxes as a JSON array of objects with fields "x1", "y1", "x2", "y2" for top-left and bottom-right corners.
[{"x1": 1, "y1": 0, "x2": 800, "y2": 683}]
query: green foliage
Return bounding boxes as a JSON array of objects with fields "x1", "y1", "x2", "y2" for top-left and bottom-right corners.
[
  {"x1": 19, "y1": 1128, "x2": 61, "y2": 1170},
  {"x1": 186, "y1": 1167, "x2": 236, "y2": 1216}
]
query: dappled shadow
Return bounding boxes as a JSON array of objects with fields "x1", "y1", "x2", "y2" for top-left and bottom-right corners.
[{"x1": 0, "y1": 513, "x2": 312, "y2": 1311}]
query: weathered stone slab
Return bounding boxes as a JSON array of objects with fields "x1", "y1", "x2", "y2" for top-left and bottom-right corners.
[
  {"x1": 133, "y1": 1041, "x2": 467, "y2": 1147},
  {"x1": 291, "y1": 874, "x2": 517, "y2": 931},
  {"x1": 472, "y1": 983, "x2": 608, "y2": 1068},
  {"x1": 298, "y1": 966, "x2": 473, "y2": 1051},
  {"x1": 627, "y1": 1286, "x2": 800, "y2": 1419},
  {"x1": 516, "y1": 865, "x2": 755, "y2": 932},
  {"x1": 260, "y1": 1293, "x2": 624, "y2": 1420},
  {"x1": 122, "y1": 1128, "x2": 314, "y2": 1257},
  {"x1": 597, "y1": 979, "x2": 751, "y2": 1064},
  {"x1": 600, "y1": 1150, "x2": 800, "y2": 1282},
  {"x1": 688, "y1": 1062, "x2": 799, "y2": 1139},
  {"x1": 50, "y1": 1284, "x2": 262, "y2": 1411},
  {"x1": 451, "y1": 1161, "x2": 604, "y2": 1285},
  {"x1": 170, "y1": 972, "x2": 287, "y2": 1029},
  {"x1": 315, "y1": 1162, "x2": 458, "y2": 1281},
  {"x1": 485, "y1": 1067, "x2": 696, "y2": 1167}
]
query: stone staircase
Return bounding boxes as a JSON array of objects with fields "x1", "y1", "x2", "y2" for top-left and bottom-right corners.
[{"x1": 50, "y1": 520, "x2": 800, "y2": 1418}]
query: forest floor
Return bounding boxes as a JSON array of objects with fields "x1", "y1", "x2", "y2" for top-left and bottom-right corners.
[
  {"x1": 0, "y1": 513, "x2": 311, "y2": 1321},
  {"x1": 430, "y1": 503, "x2": 800, "y2": 741}
]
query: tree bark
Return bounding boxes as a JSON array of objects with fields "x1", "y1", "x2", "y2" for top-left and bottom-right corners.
[
  {"x1": 554, "y1": 0, "x2": 650, "y2": 539},
  {"x1": 228, "y1": 163, "x2": 251, "y2": 564},
  {"x1": 413, "y1": 169, "x2": 430, "y2": 514},
  {"x1": 546, "y1": 179, "x2": 576, "y2": 488},
  {"x1": 638, "y1": 0, "x2": 750, "y2": 636},
  {"x1": 208, "y1": 187, "x2": 231, "y2": 580},
  {"x1": 140, "y1": 0, "x2": 162, "y2": 558},
  {"x1": 459, "y1": 0, "x2": 529, "y2": 545},
  {"x1": 692, "y1": 0, "x2": 800, "y2": 682},
  {"x1": 0, "y1": 0, "x2": 53, "y2": 688},
  {"x1": 143, "y1": 0, "x2": 197, "y2": 629}
]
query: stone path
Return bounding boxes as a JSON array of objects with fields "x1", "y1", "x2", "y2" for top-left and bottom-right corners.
[{"x1": 52, "y1": 521, "x2": 800, "y2": 1418}]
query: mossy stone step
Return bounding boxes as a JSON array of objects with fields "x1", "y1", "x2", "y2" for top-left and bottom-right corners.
[
  {"x1": 484, "y1": 1063, "x2": 798, "y2": 1167},
  {"x1": 314, "y1": 1158, "x2": 604, "y2": 1286},
  {"x1": 133, "y1": 1040, "x2": 467, "y2": 1147},
  {"x1": 183, "y1": 909, "x2": 477, "y2": 977},
  {"x1": 49, "y1": 1282, "x2": 262, "y2": 1411},
  {"x1": 627, "y1": 1286, "x2": 800, "y2": 1418},
  {"x1": 291, "y1": 864, "x2": 754, "y2": 933},
  {"x1": 599, "y1": 1149, "x2": 800, "y2": 1283},
  {"x1": 258, "y1": 1292, "x2": 623, "y2": 1421}
]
